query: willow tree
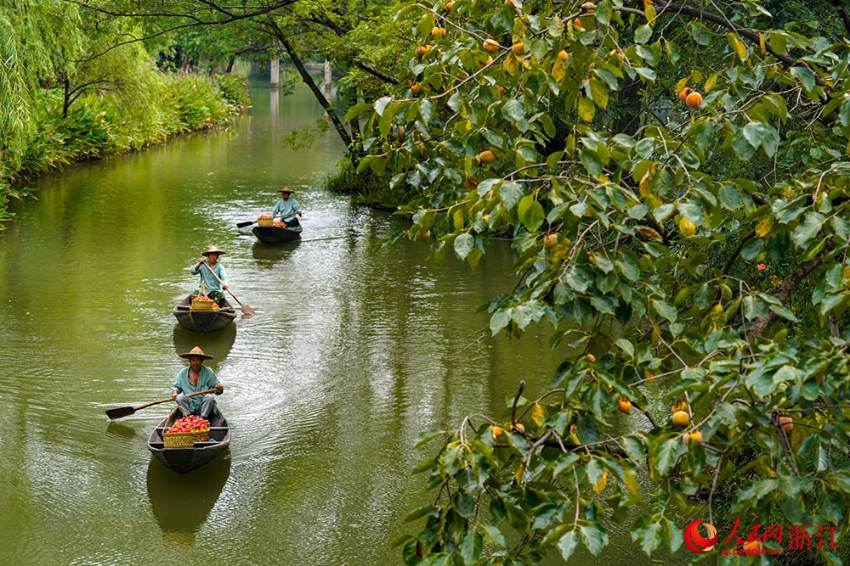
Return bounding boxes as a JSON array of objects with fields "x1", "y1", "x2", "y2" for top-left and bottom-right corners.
[
  {"x1": 0, "y1": 1, "x2": 83, "y2": 171},
  {"x1": 352, "y1": 0, "x2": 850, "y2": 562}
]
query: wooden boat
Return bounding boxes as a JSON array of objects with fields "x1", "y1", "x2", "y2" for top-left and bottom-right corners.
[
  {"x1": 173, "y1": 295, "x2": 237, "y2": 332},
  {"x1": 147, "y1": 408, "x2": 230, "y2": 473},
  {"x1": 252, "y1": 224, "x2": 302, "y2": 243}
]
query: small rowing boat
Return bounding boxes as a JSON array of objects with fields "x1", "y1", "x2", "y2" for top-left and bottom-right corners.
[
  {"x1": 147, "y1": 408, "x2": 231, "y2": 473},
  {"x1": 252, "y1": 224, "x2": 302, "y2": 243},
  {"x1": 173, "y1": 295, "x2": 237, "y2": 332}
]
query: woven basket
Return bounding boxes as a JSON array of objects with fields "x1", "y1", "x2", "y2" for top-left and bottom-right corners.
[
  {"x1": 257, "y1": 215, "x2": 274, "y2": 227},
  {"x1": 163, "y1": 429, "x2": 209, "y2": 448},
  {"x1": 191, "y1": 297, "x2": 215, "y2": 311}
]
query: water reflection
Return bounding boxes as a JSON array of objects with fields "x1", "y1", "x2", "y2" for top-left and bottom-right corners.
[
  {"x1": 270, "y1": 87, "x2": 279, "y2": 127},
  {"x1": 251, "y1": 240, "x2": 300, "y2": 265},
  {"x1": 172, "y1": 323, "x2": 237, "y2": 368},
  {"x1": 147, "y1": 456, "x2": 231, "y2": 539}
]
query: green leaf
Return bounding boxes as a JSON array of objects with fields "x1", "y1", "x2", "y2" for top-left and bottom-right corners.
[
  {"x1": 653, "y1": 437, "x2": 683, "y2": 476},
  {"x1": 664, "y1": 518, "x2": 683, "y2": 554},
  {"x1": 500, "y1": 181, "x2": 522, "y2": 210},
  {"x1": 718, "y1": 184, "x2": 743, "y2": 211},
  {"x1": 820, "y1": 293, "x2": 850, "y2": 316},
  {"x1": 651, "y1": 299, "x2": 677, "y2": 323},
  {"x1": 596, "y1": 0, "x2": 612, "y2": 24},
  {"x1": 405, "y1": 504, "x2": 439, "y2": 522},
  {"x1": 454, "y1": 233, "x2": 474, "y2": 260},
  {"x1": 374, "y1": 96, "x2": 392, "y2": 116},
  {"x1": 502, "y1": 98, "x2": 526, "y2": 124},
  {"x1": 622, "y1": 436, "x2": 645, "y2": 463},
  {"x1": 344, "y1": 102, "x2": 373, "y2": 121},
  {"x1": 419, "y1": 99, "x2": 433, "y2": 124},
  {"x1": 379, "y1": 102, "x2": 402, "y2": 138},
  {"x1": 482, "y1": 524, "x2": 506, "y2": 548},
  {"x1": 634, "y1": 520, "x2": 662, "y2": 556},
  {"x1": 578, "y1": 96, "x2": 595, "y2": 122},
  {"x1": 589, "y1": 79, "x2": 609, "y2": 109},
  {"x1": 558, "y1": 530, "x2": 579, "y2": 561},
  {"x1": 690, "y1": 22, "x2": 712, "y2": 46},
  {"x1": 769, "y1": 304, "x2": 798, "y2": 322},
  {"x1": 586, "y1": 458, "x2": 603, "y2": 486},
  {"x1": 414, "y1": 429, "x2": 445, "y2": 447},
  {"x1": 634, "y1": 67, "x2": 656, "y2": 81},
  {"x1": 490, "y1": 309, "x2": 512, "y2": 335},
  {"x1": 459, "y1": 530, "x2": 482, "y2": 564},
  {"x1": 742, "y1": 122, "x2": 780, "y2": 157},
  {"x1": 456, "y1": 493, "x2": 475, "y2": 518},
  {"x1": 518, "y1": 195, "x2": 545, "y2": 231},
  {"x1": 790, "y1": 66, "x2": 816, "y2": 93},
  {"x1": 415, "y1": 12, "x2": 435, "y2": 38},
  {"x1": 615, "y1": 338, "x2": 634, "y2": 358},
  {"x1": 580, "y1": 524, "x2": 609, "y2": 556},
  {"x1": 791, "y1": 212, "x2": 825, "y2": 248},
  {"x1": 634, "y1": 24, "x2": 652, "y2": 44}
]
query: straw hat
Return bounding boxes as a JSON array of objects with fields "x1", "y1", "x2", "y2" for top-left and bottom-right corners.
[
  {"x1": 279, "y1": 187, "x2": 294, "y2": 194},
  {"x1": 179, "y1": 346, "x2": 213, "y2": 360},
  {"x1": 201, "y1": 245, "x2": 226, "y2": 256}
]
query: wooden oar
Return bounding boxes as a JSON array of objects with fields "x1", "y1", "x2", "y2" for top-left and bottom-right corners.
[
  {"x1": 236, "y1": 220, "x2": 256, "y2": 229},
  {"x1": 106, "y1": 388, "x2": 216, "y2": 420},
  {"x1": 202, "y1": 261, "x2": 256, "y2": 317}
]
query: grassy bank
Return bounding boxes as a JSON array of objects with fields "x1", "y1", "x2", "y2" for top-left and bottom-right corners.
[{"x1": 0, "y1": 73, "x2": 248, "y2": 226}]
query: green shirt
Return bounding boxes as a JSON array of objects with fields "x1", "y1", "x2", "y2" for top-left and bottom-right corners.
[
  {"x1": 188, "y1": 260, "x2": 227, "y2": 293},
  {"x1": 171, "y1": 366, "x2": 220, "y2": 413},
  {"x1": 272, "y1": 197, "x2": 301, "y2": 220}
]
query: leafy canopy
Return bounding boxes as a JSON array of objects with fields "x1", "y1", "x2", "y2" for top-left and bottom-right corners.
[{"x1": 352, "y1": 0, "x2": 850, "y2": 562}]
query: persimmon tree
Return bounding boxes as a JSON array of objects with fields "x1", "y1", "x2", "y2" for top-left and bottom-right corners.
[{"x1": 351, "y1": 0, "x2": 850, "y2": 562}]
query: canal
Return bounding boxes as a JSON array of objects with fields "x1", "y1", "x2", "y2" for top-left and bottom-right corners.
[{"x1": 0, "y1": 82, "x2": 663, "y2": 565}]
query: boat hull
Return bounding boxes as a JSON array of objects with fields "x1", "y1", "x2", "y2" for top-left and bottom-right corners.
[
  {"x1": 147, "y1": 408, "x2": 230, "y2": 474},
  {"x1": 173, "y1": 296, "x2": 237, "y2": 333},
  {"x1": 252, "y1": 225, "x2": 302, "y2": 243}
]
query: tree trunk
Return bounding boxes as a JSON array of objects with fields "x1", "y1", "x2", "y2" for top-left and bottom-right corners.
[
  {"x1": 226, "y1": 56, "x2": 236, "y2": 73},
  {"x1": 63, "y1": 78, "x2": 71, "y2": 118},
  {"x1": 265, "y1": 19, "x2": 353, "y2": 151}
]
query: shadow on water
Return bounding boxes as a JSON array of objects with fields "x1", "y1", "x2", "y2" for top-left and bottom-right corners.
[
  {"x1": 251, "y1": 239, "x2": 301, "y2": 266},
  {"x1": 146, "y1": 455, "x2": 231, "y2": 542},
  {"x1": 172, "y1": 323, "x2": 237, "y2": 368}
]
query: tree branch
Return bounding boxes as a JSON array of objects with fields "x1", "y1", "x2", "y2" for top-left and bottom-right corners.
[
  {"x1": 264, "y1": 18, "x2": 354, "y2": 151},
  {"x1": 615, "y1": 2, "x2": 827, "y2": 88},
  {"x1": 745, "y1": 255, "x2": 824, "y2": 342}
]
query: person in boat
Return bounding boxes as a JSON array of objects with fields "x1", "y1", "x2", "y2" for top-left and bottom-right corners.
[
  {"x1": 272, "y1": 186, "x2": 302, "y2": 227},
  {"x1": 189, "y1": 245, "x2": 229, "y2": 307},
  {"x1": 171, "y1": 346, "x2": 224, "y2": 419}
]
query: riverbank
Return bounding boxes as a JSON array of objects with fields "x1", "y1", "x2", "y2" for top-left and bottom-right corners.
[
  {"x1": 0, "y1": 73, "x2": 248, "y2": 226},
  {"x1": 325, "y1": 157, "x2": 407, "y2": 211}
]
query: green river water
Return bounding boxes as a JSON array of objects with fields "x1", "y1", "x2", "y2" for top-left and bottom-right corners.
[{"x1": 0, "y1": 83, "x2": 674, "y2": 565}]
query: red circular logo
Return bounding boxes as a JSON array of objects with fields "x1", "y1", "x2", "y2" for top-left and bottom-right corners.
[{"x1": 684, "y1": 520, "x2": 718, "y2": 553}]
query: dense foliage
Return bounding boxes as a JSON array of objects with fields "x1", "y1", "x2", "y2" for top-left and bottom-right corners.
[
  {"x1": 6, "y1": 0, "x2": 850, "y2": 562},
  {"x1": 0, "y1": 1, "x2": 246, "y2": 226},
  {"x1": 344, "y1": 0, "x2": 850, "y2": 563}
]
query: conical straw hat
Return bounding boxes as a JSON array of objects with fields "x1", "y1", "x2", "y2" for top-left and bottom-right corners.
[{"x1": 178, "y1": 346, "x2": 213, "y2": 360}]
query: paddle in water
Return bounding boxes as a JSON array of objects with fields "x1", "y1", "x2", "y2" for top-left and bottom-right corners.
[
  {"x1": 105, "y1": 388, "x2": 216, "y2": 420},
  {"x1": 202, "y1": 262, "x2": 256, "y2": 317}
]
